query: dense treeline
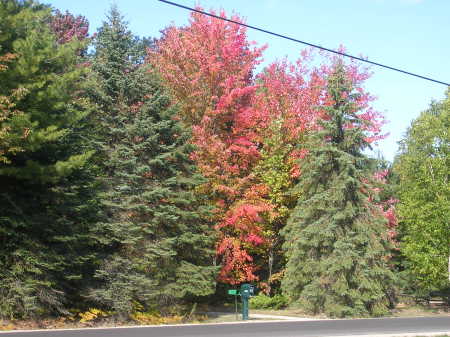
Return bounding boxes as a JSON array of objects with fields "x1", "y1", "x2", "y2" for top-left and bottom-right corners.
[{"x1": 0, "y1": 0, "x2": 448, "y2": 321}]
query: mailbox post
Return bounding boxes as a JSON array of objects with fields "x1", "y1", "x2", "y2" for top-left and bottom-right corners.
[
  {"x1": 227, "y1": 289, "x2": 239, "y2": 320},
  {"x1": 239, "y1": 283, "x2": 254, "y2": 320}
]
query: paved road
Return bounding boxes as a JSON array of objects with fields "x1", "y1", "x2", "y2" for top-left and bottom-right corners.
[{"x1": 1, "y1": 316, "x2": 450, "y2": 337}]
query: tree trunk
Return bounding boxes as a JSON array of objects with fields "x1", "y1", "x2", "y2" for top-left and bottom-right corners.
[{"x1": 267, "y1": 247, "x2": 273, "y2": 295}]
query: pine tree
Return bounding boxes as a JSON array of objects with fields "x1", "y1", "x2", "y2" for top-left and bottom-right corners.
[
  {"x1": 281, "y1": 61, "x2": 396, "y2": 317},
  {"x1": 0, "y1": 1, "x2": 101, "y2": 318},
  {"x1": 89, "y1": 7, "x2": 217, "y2": 316}
]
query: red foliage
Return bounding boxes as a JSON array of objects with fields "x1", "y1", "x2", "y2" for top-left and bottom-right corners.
[
  {"x1": 216, "y1": 237, "x2": 258, "y2": 284},
  {"x1": 150, "y1": 8, "x2": 270, "y2": 283}
]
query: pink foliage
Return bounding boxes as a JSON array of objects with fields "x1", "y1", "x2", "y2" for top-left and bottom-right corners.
[
  {"x1": 216, "y1": 237, "x2": 259, "y2": 284},
  {"x1": 253, "y1": 55, "x2": 326, "y2": 142},
  {"x1": 50, "y1": 10, "x2": 89, "y2": 44},
  {"x1": 318, "y1": 50, "x2": 388, "y2": 145},
  {"x1": 372, "y1": 170, "x2": 399, "y2": 245},
  {"x1": 150, "y1": 8, "x2": 392, "y2": 284}
]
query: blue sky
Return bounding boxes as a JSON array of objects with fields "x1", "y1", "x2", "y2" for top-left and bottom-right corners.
[{"x1": 49, "y1": 0, "x2": 449, "y2": 161}]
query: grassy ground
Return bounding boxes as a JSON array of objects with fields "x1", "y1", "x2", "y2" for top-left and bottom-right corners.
[
  {"x1": 246, "y1": 304, "x2": 449, "y2": 319},
  {"x1": 203, "y1": 312, "x2": 268, "y2": 323},
  {"x1": 202, "y1": 298, "x2": 450, "y2": 322},
  {"x1": 391, "y1": 305, "x2": 449, "y2": 317}
]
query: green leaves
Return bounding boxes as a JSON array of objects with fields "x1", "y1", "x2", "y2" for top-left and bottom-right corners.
[{"x1": 395, "y1": 91, "x2": 450, "y2": 291}]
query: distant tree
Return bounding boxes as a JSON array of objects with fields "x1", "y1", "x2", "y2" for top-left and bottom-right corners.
[
  {"x1": 88, "y1": 6, "x2": 217, "y2": 316},
  {"x1": 282, "y1": 60, "x2": 395, "y2": 317},
  {"x1": 395, "y1": 91, "x2": 449, "y2": 293}
]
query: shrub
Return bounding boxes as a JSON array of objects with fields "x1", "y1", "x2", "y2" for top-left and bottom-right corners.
[
  {"x1": 78, "y1": 308, "x2": 109, "y2": 323},
  {"x1": 249, "y1": 294, "x2": 288, "y2": 310}
]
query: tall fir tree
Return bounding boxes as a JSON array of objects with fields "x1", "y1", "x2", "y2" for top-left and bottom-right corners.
[
  {"x1": 0, "y1": 0, "x2": 101, "y2": 318},
  {"x1": 281, "y1": 61, "x2": 396, "y2": 317},
  {"x1": 89, "y1": 6, "x2": 217, "y2": 316}
]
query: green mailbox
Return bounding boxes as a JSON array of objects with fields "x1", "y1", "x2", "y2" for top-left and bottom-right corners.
[
  {"x1": 240, "y1": 283, "x2": 254, "y2": 298},
  {"x1": 240, "y1": 283, "x2": 255, "y2": 320}
]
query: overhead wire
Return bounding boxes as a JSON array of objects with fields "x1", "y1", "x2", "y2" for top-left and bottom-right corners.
[{"x1": 158, "y1": 0, "x2": 449, "y2": 87}]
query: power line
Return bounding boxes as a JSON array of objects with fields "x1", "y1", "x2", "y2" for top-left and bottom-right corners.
[{"x1": 158, "y1": 0, "x2": 449, "y2": 87}]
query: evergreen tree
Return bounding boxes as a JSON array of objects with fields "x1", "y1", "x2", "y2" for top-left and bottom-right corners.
[
  {"x1": 0, "y1": 0, "x2": 101, "y2": 318},
  {"x1": 89, "y1": 7, "x2": 217, "y2": 316},
  {"x1": 281, "y1": 62, "x2": 396, "y2": 317}
]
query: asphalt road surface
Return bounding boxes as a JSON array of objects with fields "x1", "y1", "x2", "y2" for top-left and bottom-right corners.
[{"x1": 1, "y1": 316, "x2": 450, "y2": 337}]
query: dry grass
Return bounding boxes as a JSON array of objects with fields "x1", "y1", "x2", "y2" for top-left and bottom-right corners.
[{"x1": 0, "y1": 313, "x2": 208, "y2": 331}]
